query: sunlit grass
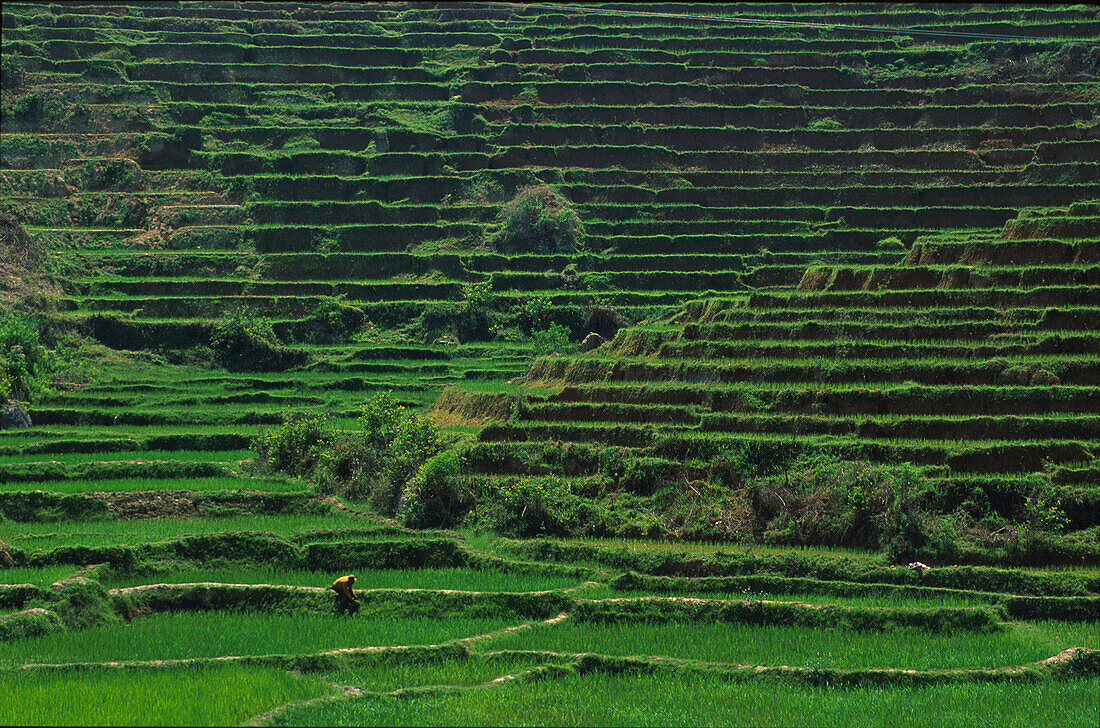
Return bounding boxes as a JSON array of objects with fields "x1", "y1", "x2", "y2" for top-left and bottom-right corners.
[
  {"x1": 0, "y1": 476, "x2": 305, "y2": 493},
  {"x1": 270, "y1": 674, "x2": 1100, "y2": 728},
  {"x1": 0, "y1": 665, "x2": 332, "y2": 727},
  {"x1": 0, "y1": 566, "x2": 77, "y2": 586},
  {"x1": 474, "y1": 620, "x2": 1100, "y2": 670},
  {"x1": 313, "y1": 654, "x2": 549, "y2": 693},
  {"x1": 0, "y1": 514, "x2": 372, "y2": 548},
  {"x1": 0, "y1": 613, "x2": 520, "y2": 666}
]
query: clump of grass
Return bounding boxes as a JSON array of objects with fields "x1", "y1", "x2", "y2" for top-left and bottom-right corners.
[{"x1": 488, "y1": 186, "x2": 585, "y2": 255}]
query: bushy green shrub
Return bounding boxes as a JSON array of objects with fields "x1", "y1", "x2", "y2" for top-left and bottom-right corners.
[
  {"x1": 252, "y1": 392, "x2": 448, "y2": 518},
  {"x1": 4, "y1": 88, "x2": 64, "y2": 124},
  {"x1": 480, "y1": 476, "x2": 585, "y2": 537},
  {"x1": 489, "y1": 185, "x2": 584, "y2": 255},
  {"x1": 297, "y1": 297, "x2": 362, "y2": 344},
  {"x1": 1, "y1": 55, "x2": 26, "y2": 89},
  {"x1": 212, "y1": 309, "x2": 303, "y2": 372},
  {"x1": 516, "y1": 294, "x2": 553, "y2": 334},
  {"x1": 0, "y1": 310, "x2": 54, "y2": 401},
  {"x1": 459, "y1": 280, "x2": 493, "y2": 314},
  {"x1": 250, "y1": 413, "x2": 333, "y2": 478},
  {"x1": 397, "y1": 450, "x2": 468, "y2": 528},
  {"x1": 1022, "y1": 474, "x2": 1069, "y2": 532},
  {"x1": 357, "y1": 390, "x2": 408, "y2": 450},
  {"x1": 532, "y1": 323, "x2": 572, "y2": 354}
]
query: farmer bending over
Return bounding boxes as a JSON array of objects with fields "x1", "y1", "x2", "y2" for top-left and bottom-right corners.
[{"x1": 332, "y1": 574, "x2": 359, "y2": 615}]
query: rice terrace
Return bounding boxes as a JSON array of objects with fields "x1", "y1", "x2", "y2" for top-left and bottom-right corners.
[{"x1": 1, "y1": 1, "x2": 1099, "y2": 725}]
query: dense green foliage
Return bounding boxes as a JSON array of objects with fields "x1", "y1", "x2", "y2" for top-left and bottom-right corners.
[
  {"x1": 0, "y1": 310, "x2": 54, "y2": 401},
  {"x1": 251, "y1": 391, "x2": 447, "y2": 514},
  {"x1": 211, "y1": 308, "x2": 304, "y2": 372}
]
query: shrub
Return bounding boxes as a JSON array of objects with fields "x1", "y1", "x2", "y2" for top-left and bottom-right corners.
[
  {"x1": 489, "y1": 186, "x2": 584, "y2": 254},
  {"x1": 481, "y1": 476, "x2": 582, "y2": 537},
  {"x1": 298, "y1": 297, "x2": 362, "y2": 344},
  {"x1": 357, "y1": 390, "x2": 408, "y2": 450},
  {"x1": 4, "y1": 88, "x2": 64, "y2": 125},
  {"x1": 532, "y1": 323, "x2": 572, "y2": 354},
  {"x1": 388, "y1": 411, "x2": 446, "y2": 483},
  {"x1": 250, "y1": 413, "x2": 333, "y2": 478},
  {"x1": 0, "y1": 309, "x2": 54, "y2": 401},
  {"x1": 397, "y1": 450, "x2": 467, "y2": 528},
  {"x1": 460, "y1": 280, "x2": 493, "y2": 314},
  {"x1": 1023, "y1": 475, "x2": 1070, "y2": 532},
  {"x1": 253, "y1": 391, "x2": 448, "y2": 517},
  {"x1": 516, "y1": 294, "x2": 553, "y2": 334},
  {"x1": 1, "y1": 55, "x2": 26, "y2": 89},
  {"x1": 212, "y1": 309, "x2": 303, "y2": 372}
]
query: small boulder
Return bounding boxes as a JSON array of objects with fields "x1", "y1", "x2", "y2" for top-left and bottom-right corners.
[
  {"x1": 579, "y1": 332, "x2": 605, "y2": 353},
  {"x1": 0, "y1": 401, "x2": 31, "y2": 430},
  {"x1": 1030, "y1": 368, "x2": 1061, "y2": 386}
]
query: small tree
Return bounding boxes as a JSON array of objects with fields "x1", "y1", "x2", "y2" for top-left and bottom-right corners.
[
  {"x1": 490, "y1": 185, "x2": 584, "y2": 255},
  {"x1": 532, "y1": 323, "x2": 572, "y2": 354},
  {"x1": 212, "y1": 309, "x2": 303, "y2": 372},
  {"x1": 0, "y1": 310, "x2": 54, "y2": 401}
]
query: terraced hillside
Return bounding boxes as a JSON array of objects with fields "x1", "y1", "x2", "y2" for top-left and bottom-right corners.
[
  {"x1": 3, "y1": 3, "x2": 1098, "y2": 488},
  {"x1": 3, "y1": 3, "x2": 1100, "y2": 725},
  {"x1": 0, "y1": 2, "x2": 1096, "y2": 530},
  {"x1": 464, "y1": 205, "x2": 1100, "y2": 559}
]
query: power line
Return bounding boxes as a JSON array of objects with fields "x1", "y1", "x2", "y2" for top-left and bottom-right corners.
[{"x1": 459, "y1": 2, "x2": 1097, "y2": 45}]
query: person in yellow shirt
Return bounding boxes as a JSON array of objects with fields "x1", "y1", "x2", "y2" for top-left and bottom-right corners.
[{"x1": 332, "y1": 574, "x2": 359, "y2": 615}]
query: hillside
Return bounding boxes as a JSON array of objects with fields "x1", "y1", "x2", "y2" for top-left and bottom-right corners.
[
  {"x1": 4, "y1": 1, "x2": 1096, "y2": 551},
  {"x1": 2, "y1": 3, "x2": 1100, "y2": 725}
]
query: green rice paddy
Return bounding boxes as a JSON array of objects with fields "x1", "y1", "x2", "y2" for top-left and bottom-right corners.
[
  {"x1": 1, "y1": 514, "x2": 372, "y2": 549},
  {"x1": 0, "y1": 665, "x2": 333, "y2": 727},
  {"x1": 0, "y1": 613, "x2": 521, "y2": 666},
  {"x1": 0, "y1": 476, "x2": 305, "y2": 493},
  {"x1": 473, "y1": 620, "x2": 1100, "y2": 671},
  {"x1": 268, "y1": 675, "x2": 1100, "y2": 728}
]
